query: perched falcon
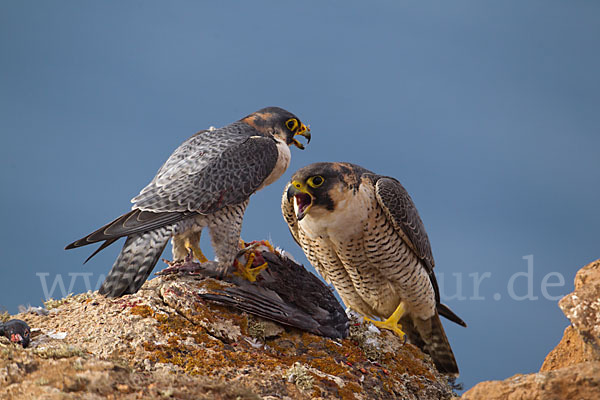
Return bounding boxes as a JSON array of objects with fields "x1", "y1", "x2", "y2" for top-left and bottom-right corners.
[
  {"x1": 66, "y1": 107, "x2": 310, "y2": 298},
  {"x1": 281, "y1": 162, "x2": 466, "y2": 376}
]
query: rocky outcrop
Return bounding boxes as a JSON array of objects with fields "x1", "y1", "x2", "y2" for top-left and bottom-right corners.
[
  {"x1": 462, "y1": 259, "x2": 600, "y2": 400},
  {"x1": 461, "y1": 361, "x2": 600, "y2": 400},
  {"x1": 1, "y1": 268, "x2": 455, "y2": 399},
  {"x1": 540, "y1": 325, "x2": 597, "y2": 372},
  {"x1": 556, "y1": 259, "x2": 600, "y2": 363}
]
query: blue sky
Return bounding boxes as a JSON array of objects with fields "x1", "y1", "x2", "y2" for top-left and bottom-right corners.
[{"x1": 1, "y1": 0, "x2": 599, "y2": 391}]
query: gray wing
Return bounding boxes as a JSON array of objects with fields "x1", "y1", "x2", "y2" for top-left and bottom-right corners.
[
  {"x1": 372, "y1": 176, "x2": 435, "y2": 272},
  {"x1": 374, "y1": 175, "x2": 467, "y2": 326},
  {"x1": 132, "y1": 122, "x2": 279, "y2": 213}
]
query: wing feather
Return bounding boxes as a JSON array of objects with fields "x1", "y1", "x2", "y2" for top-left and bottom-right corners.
[
  {"x1": 373, "y1": 176, "x2": 435, "y2": 272},
  {"x1": 374, "y1": 175, "x2": 466, "y2": 325},
  {"x1": 133, "y1": 122, "x2": 279, "y2": 213},
  {"x1": 65, "y1": 209, "x2": 189, "y2": 249}
]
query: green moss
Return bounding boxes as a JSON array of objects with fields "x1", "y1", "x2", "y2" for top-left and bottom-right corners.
[
  {"x1": 284, "y1": 362, "x2": 314, "y2": 392},
  {"x1": 0, "y1": 311, "x2": 10, "y2": 323},
  {"x1": 35, "y1": 377, "x2": 50, "y2": 386},
  {"x1": 43, "y1": 292, "x2": 94, "y2": 310},
  {"x1": 247, "y1": 318, "x2": 266, "y2": 341},
  {"x1": 33, "y1": 344, "x2": 85, "y2": 359},
  {"x1": 72, "y1": 358, "x2": 84, "y2": 371},
  {"x1": 348, "y1": 321, "x2": 382, "y2": 361}
]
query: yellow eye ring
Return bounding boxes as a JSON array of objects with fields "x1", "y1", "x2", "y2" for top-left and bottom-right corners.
[
  {"x1": 307, "y1": 175, "x2": 324, "y2": 188},
  {"x1": 286, "y1": 118, "x2": 299, "y2": 132}
]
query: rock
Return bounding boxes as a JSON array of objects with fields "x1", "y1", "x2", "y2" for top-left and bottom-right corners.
[
  {"x1": 1, "y1": 271, "x2": 455, "y2": 399},
  {"x1": 540, "y1": 325, "x2": 597, "y2": 371},
  {"x1": 462, "y1": 362, "x2": 600, "y2": 400},
  {"x1": 462, "y1": 259, "x2": 600, "y2": 399},
  {"x1": 558, "y1": 259, "x2": 600, "y2": 357}
]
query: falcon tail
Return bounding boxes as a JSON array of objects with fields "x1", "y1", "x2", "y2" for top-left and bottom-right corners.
[
  {"x1": 405, "y1": 313, "x2": 459, "y2": 377},
  {"x1": 437, "y1": 303, "x2": 467, "y2": 328},
  {"x1": 98, "y1": 226, "x2": 172, "y2": 297},
  {"x1": 65, "y1": 209, "x2": 187, "y2": 263}
]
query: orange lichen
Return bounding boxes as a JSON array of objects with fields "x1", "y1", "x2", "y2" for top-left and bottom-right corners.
[
  {"x1": 197, "y1": 278, "x2": 229, "y2": 292},
  {"x1": 339, "y1": 381, "x2": 362, "y2": 400},
  {"x1": 130, "y1": 305, "x2": 153, "y2": 319},
  {"x1": 380, "y1": 343, "x2": 436, "y2": 381},
  {"x1": 127, "y1": 279, "x2": 447, "y2": 398}
]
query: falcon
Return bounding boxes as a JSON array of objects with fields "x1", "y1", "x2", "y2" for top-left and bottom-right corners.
[
  {"x1": 281, "y1": 162, "x2": 466, "y2": 376},
  {"x1": 66, "y1": 107, "x2": 310, "y2": 298}
]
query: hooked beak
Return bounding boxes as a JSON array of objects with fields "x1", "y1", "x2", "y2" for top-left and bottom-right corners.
[
  {"x1": 287, "y1": 181, "x2": 313, "y2": 220},
  {"x1": 292, "y1": 123, "x2": 311, "y2": 150}
]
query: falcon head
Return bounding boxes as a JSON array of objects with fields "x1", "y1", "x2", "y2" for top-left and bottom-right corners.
[
  {"x1": 241, "y1": 107, "x2": 311, "y2": 149},
  {"x1": 286, "y1": 162, "x2": 366, "y2": 220}
]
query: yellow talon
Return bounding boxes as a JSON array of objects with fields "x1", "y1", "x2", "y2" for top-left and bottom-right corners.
[
  {"x1": 184, "y1": 239, "x2": 208, "y2": 263},
  {"x1": 245, "y1": 262, "x2": 268, "y2": 282},
  {"x1": 233, "y1": 238, "x2": 274, "y2": 282},
  {"x1": 234, "y1": 253, "x2": 268, "y2": 282},
  {"x1": 364, "y1": 302, "x2": 407, "y2": 339}
]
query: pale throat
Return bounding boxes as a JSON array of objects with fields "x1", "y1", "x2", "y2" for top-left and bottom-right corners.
[
  {"x1": 298, "y1": 184, "x2": 371, "y2": 240},
  {"x1": 259, "y1": 137, "x2": 291, "y2": 190}
]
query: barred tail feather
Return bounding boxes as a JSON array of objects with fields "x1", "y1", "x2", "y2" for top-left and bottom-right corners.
[
  {"x1": 98, "y1": 227, "x2": 171, "y2": 297},
  {"x1": 409, "y1": 313, "x2": 459, "y2": 377}
]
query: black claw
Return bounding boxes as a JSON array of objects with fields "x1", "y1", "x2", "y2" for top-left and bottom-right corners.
[
  {"x1": 216, "y1": 264, "x2": 230, "y2": 280},
  {"x1": 0, "y1": 319, "x2": 31, "y2": 348}
]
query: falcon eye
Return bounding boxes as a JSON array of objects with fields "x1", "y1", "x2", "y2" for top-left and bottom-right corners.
[
  {"x1": 285, "y1": 118, "x2": 299, "y2": 132},
  {"x1": 307, "y1": 175, "x2": 324, "y2": 188}
]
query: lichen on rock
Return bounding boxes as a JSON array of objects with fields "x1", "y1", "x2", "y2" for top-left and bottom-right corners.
[
  {"x1": 1, "y1": 261, "x2": 455, "y2": 399},
  {"x1": 284, "y1": 362, "x2": 315, "y2": 392}
]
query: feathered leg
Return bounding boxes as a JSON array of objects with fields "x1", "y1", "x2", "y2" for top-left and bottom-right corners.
[
  {"x1": 172, "y1": 231, "x2": 207, "y2": 262},
  {"x1": 208, "y1": 202, "x2": 247, "y2": 277}
]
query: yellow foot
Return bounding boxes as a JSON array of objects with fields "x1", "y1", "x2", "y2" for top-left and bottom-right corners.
[
  {"x1": 234, "y1": 252, "x2": 268, "y2": 282},
  {"x1": 184, "y1": 239, "x2": 208, "y2": 263},
  {"x1": 364, "y1": 302, "x2": 407, "y2": 339}
]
